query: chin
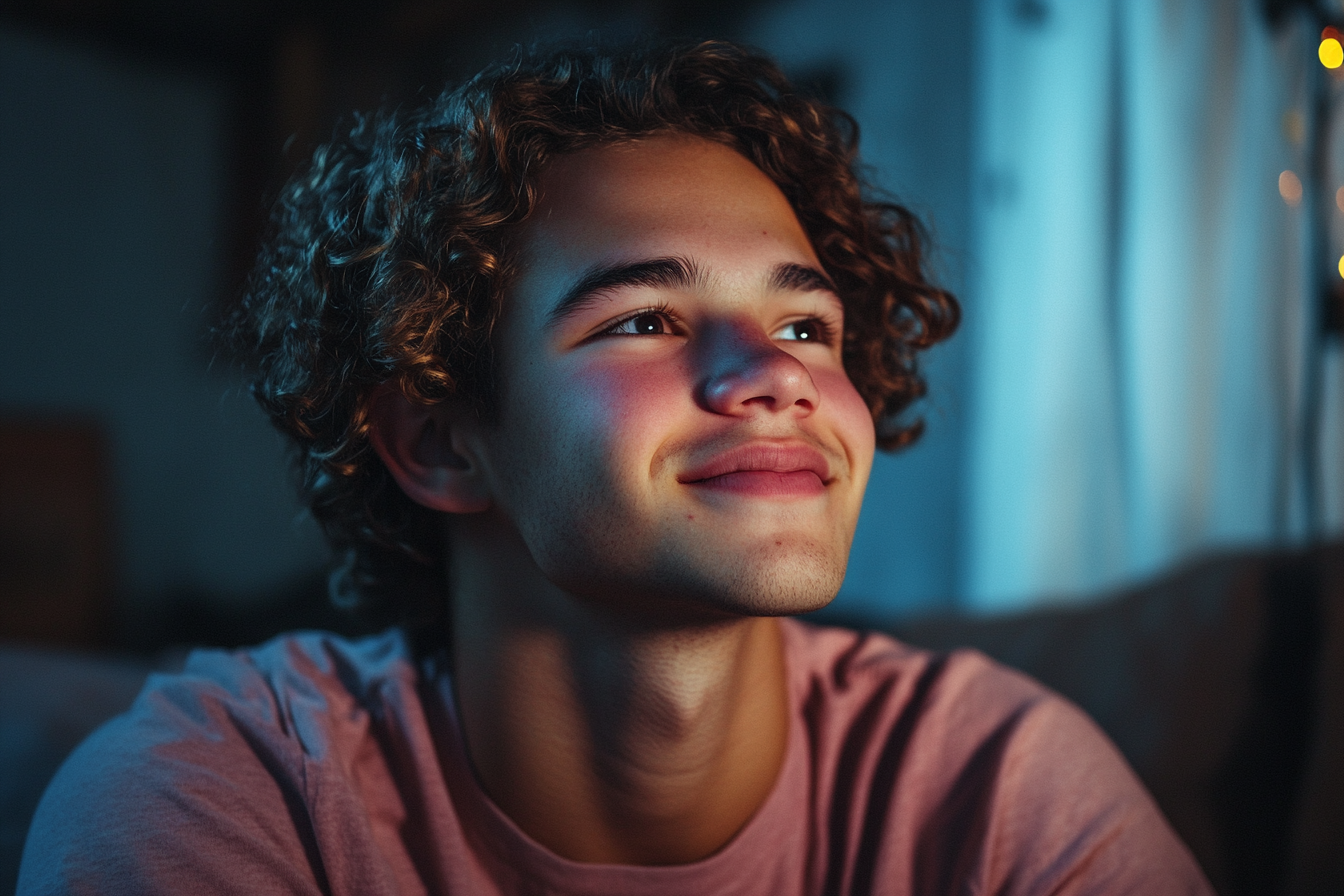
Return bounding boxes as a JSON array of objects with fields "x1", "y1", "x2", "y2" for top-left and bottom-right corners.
[
  {"x1": 720, "y1": 560, "x2": 845, "y2": 617},
  {"x1": 526, "y1": 507, "x2": 855, "y2": 623},
  {"x1": 652, "y1": 539, "x2": 849, "y2": 619},
  {"x1": 541, "y1": 540, "x2": 847, "y2": 624}
]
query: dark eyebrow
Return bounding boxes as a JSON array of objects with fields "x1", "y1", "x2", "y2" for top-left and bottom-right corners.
[
  {"x1": 546, "y1": 256, "x2": 700, "y2": 327},
  {"x1": 768, "y1": 262, "x2": 836, "y2": 295}
]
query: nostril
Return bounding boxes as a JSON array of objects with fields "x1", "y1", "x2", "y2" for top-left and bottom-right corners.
[{"x1": 698, "y1": 343, "x2": 820, "y2": 416}]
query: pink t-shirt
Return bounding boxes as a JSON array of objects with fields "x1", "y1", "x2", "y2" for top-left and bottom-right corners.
[{"x1": 19, "y1": 620, "x2": 1212, "y2": 895}]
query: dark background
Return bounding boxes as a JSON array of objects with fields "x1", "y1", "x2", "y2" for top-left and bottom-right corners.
[{"x1": 0, "y1": 0, "x2": 975, "y2": 652}]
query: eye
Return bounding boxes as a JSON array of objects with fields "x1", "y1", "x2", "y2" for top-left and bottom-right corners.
[
  {"x1": 773, "y1": 318, "x2": 832, "y2": 344},
  {"x1": 604, "y1": 310, "x2": 677, "y2": 336}
]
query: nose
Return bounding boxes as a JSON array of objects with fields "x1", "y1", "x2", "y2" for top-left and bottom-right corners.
[{"x1": 696, "y1": 323, "x2": 820, "y2": 417}]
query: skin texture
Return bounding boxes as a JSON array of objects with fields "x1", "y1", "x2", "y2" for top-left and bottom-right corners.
[{"x1": 371, "y1": 135, "x2": 876, "y2": 864}]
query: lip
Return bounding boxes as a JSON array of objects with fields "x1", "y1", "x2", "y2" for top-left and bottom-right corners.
[{"x1": 678, "y1": 442, "x2": 832, "y2": 497}]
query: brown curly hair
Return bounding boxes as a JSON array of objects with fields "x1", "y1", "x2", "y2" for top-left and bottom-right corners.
[{"x1": 223, "y1": 38, "x2": 959, "y2": 638}]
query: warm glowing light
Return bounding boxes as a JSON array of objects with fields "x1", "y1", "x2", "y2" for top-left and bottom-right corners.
[
  {"x1": 1320, "y1": 37, "x2": 1343, "y2": 68},
  {"x1": 1337, "y1": 254, "x2": 1344, "y2": 280},
  {"x1": 1280, "y1": 170, "x2": 1303, "y2": 206}
]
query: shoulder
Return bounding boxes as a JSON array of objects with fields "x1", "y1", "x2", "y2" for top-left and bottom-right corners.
[
  {"x1": 780, "y1": 616, "x2": 1050, "y2": 735},
  {"x1": 169, "y1": 628, "x2": 420, "y2": 750},
  {"x1": 90, "y1": 628, "x2": 419, "y2": 778},
  {"x1": 174, "y1": 626, "x2": 417, "y2": 711},
  {"x1": 779, "y1": 618, "x2": 1212, "y2": 895},
  {"x1": 780, "y1": 617, "x2": 1077, "y2": 777},
  {"x1": 17, "y1": 629, "x2": 418, "y2": 896}
]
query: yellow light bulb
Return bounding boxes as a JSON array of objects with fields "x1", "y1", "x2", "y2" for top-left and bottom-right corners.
[
  {"x1": 1337, "y1": 254, "x2": 1344, "y2": 280},
  {"x1": 1320, "y1": 38, "x2": 1343, "y2": 68}
]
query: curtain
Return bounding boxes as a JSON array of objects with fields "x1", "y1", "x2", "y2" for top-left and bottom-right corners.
[{"x1": 965, "y1": 0, "x2": 1344, "y2": 610}]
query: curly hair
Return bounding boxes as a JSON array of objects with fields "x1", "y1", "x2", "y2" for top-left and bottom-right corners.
[{"x1": 223, "y1": 38, "x2": 959, "y2": 639}]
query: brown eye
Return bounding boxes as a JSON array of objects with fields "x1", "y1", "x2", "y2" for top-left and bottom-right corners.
[
  {"x1": 606, "y1": 310, "x2": 675, "y2": 336},
  {"x1": 631, "y1": 313, "x2": 667, "y2": 334},
  {"x1": 774, "y1": 318, "x2": 829, "y2": 343}
]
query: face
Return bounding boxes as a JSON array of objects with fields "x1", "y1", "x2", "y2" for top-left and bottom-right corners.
[{"x1": 472, "y1": 135, "x2": 875, "y2": 619}]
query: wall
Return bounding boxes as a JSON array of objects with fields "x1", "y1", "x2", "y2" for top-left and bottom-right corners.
[{"x1": 0, "y1": 26, "x2": 328, "y2": 639}]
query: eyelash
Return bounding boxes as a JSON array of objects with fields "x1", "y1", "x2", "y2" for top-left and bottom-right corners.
[
  {"x1": 776, "y1": 316, "x2": 837, "y2": 346},
  {"x1": 599, "y1": 303, "x2": 682, "y2": 337},
  {"x1": 597, "y1": 304, "x2": 838, "y2": 346}
]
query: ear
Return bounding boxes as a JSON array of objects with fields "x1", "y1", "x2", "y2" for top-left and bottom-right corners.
[{"x1": 366, "y1": 385, "x2": 493, "y2": 514}]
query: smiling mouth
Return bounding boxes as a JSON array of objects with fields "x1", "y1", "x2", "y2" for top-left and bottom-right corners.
[{"x1": 678, "y1": 443, "x2": 831, "y2": 497}]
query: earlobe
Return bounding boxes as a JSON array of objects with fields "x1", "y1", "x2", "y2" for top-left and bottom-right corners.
[{"x1": 366, "y1": 386, "x2": 493, "y2": 514}]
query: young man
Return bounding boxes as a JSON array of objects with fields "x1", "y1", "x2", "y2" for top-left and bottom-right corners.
[{"x1": 21, "y1": 40, "x2": 1212, "y2": 894}]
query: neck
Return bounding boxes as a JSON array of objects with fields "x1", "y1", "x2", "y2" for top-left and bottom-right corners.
[{"x1": 447, "y1": 512, "x2": 790, "y2": 865}]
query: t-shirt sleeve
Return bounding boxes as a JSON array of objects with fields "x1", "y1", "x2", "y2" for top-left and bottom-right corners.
[
  {"x1": 964, "y1": 673, "x2": 1214, "y2": 896},
  {"x1": 16, "y1": 664, "x2": 328, "y2": 896},
  {"x1": 787, "y1": 624, "x2": 1215, "y2": 896}
]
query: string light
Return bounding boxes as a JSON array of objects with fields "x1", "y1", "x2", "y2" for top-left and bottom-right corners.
[
  {"x1": 1323, "y1": 27, "x2": 1344, "y2": 68},
  {"x1": 1321, "y1": 38, "x2": 1343, "y2": 68},
  {"x1": 1280, "y1": 170, "x2": 1303, "y2": 206}
]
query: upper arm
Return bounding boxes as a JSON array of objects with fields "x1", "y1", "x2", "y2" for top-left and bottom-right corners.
[
  {"x1": 17, "y1": 682, "x2": 327, "y2": 896},
  {"x1": 982, "y1": 694, "x2": 1214, "y2": 896}
]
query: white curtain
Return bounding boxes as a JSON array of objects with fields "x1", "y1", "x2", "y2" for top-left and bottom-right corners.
[{"x1": 965, "y1": 0, "x2": 1344, "y2": 610}]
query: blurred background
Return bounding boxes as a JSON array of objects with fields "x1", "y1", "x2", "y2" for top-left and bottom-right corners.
[
  {"x1": 2, "y1": 0, "x2": 1341, "y2": 643},
  {"x1": 5, "y1": 0, "x2": 1336, "y2": 645},
  {"x1": 1, "y1": 0, "x2": 1343, "y2": 893}
]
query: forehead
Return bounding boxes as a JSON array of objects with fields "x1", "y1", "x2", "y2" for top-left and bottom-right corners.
[
  {"x1": 524, "y1": 135, "x2": 802, "y2": 239},
  {"x1": 504, "y1": 135, "x2": 823, "y2": 323}
]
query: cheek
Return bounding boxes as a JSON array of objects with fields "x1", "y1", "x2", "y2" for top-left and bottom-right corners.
[
  {"x1": 814, "y1": 367, "x2": 876, "y2": 471},
  {"x1": 565, "y1": 355, "x2": 689, "y2": 445},
  {"x1": 507, "y1": 354, "x2": 690, "y2": 482},
  {"x1": 490, "y1": 354, "x2": 692, "y2": 585}
]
